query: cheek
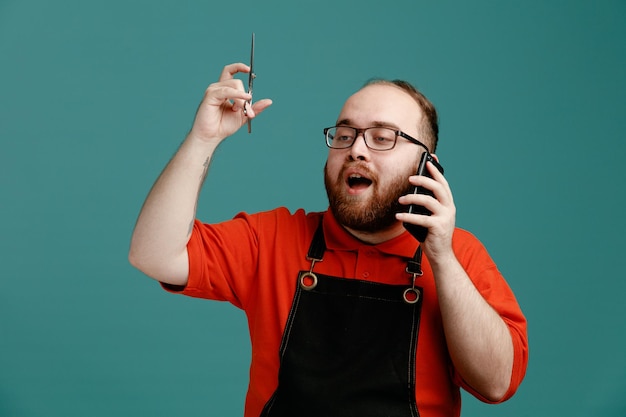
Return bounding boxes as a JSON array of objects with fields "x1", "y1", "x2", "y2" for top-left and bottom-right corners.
[
  {"x1": 325, "y1": 153, "x2": 344, "y2": 178},
  {"x1": 379, "y1": 158, "x2": 418, "y2": 185},
  {"x1": 395, "y1": 152, "x2": 421, "y2": 175}
]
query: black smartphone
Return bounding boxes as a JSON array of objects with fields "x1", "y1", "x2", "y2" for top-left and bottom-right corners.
[{"x1": 403, "y1": 152, "x2": 444, "y2": 242}]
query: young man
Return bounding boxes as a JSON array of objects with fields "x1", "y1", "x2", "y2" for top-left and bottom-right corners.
[{"x1": 129, "y1": 63, "x2": 528, "y2": 417}]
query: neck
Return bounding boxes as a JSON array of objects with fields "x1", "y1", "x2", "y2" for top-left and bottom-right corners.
[{"x1": 343, "y1": 222, "x2": 406, "y2": 245}]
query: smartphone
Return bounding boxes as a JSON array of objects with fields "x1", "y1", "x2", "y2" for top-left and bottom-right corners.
[{"x1": 403, "y1": 152, "x2": 444, "y2": 242}]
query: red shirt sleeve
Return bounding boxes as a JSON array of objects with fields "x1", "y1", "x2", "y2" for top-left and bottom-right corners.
[{"x1": 450, "y1": 229, "x2": 529, "y2": 402}]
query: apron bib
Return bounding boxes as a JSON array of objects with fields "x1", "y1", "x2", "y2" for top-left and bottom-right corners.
[{"x1": 261, "y1": 223, "x2": 425, "y2": 417}]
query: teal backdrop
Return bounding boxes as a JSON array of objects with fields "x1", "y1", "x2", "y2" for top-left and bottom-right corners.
[{"x1": 1, "y1": 0, "x2": 625, "y2": 416}]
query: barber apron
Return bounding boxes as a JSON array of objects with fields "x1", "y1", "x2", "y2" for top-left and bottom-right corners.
[{"x1": 260, "y1": 223, "x2": 425, "y2": 417}]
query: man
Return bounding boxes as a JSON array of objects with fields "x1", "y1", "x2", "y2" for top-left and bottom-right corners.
[{"x1": 129, "y1": 62, "x2": 528, "y2": 417}]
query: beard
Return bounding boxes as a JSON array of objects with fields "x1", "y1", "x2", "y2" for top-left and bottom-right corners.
[{"x1": 324, "y1": 161, "x2": 418, "y2": 233}]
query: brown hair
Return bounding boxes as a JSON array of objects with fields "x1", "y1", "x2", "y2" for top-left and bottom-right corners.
[{"x1": 364, "y1": 79, "x2": 439, "y2": 152}]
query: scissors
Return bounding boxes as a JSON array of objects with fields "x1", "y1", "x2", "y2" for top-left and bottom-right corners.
[{"x1": 244, "y1": 32, "x2": 256, "y2": 133}]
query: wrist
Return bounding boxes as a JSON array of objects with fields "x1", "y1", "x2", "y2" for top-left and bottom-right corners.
[
  {"x1": 185, "y1": 130, "x2": 223, "y2": 150},
  {"x1": 425, "y1": 246, "x2": 458, "y2": 271}
]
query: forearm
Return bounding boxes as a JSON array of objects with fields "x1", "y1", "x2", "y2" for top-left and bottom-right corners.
[
  {"x1": 431, "y1": 253, "x2": 514, "y2": 401},
  {"x1": 129, "y1": 63, "x2": 271, "y2": 285},
  {"x1": 129, "y1": 134, "x2": 219, "y2": 285}
]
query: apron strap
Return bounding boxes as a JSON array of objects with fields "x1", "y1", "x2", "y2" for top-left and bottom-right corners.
[
  {"x1": 406, "y1": 245, "x2": 423, "y2": 276},
  {"x1": 306, "y1": 221, "x2": 326, "y2": 262},
  {"x1": 403, "y1": 245, "x2": 423, "y2": 304},
  {"x1": 306, "y1": 220, "x2": 423, "y2": 275}
]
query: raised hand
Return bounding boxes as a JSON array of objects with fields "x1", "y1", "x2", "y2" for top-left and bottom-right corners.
[{"x1": 189, "y1": 63, "x2": 272, "y2": 143}]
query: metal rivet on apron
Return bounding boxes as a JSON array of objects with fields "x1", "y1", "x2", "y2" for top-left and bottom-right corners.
[
  {"x1": 299, "y1": 271, "x2": 318, "y2": 290},
  {"x1": 403, "y1": 287, "x2": 421, "y2": 304}
]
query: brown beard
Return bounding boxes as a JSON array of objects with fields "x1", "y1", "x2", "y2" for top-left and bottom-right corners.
[{"x1": 324, "y1": 161, "x2": 417, "y2": 233}]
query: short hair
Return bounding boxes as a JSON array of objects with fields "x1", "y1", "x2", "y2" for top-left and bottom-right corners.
[{"x1": 363, "y1": 79, "x2": 439, "y2": 153}]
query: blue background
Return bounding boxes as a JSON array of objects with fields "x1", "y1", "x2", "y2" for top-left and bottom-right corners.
[{"x1": 1, "y1": 0, "x2": 625, "y2": 416}]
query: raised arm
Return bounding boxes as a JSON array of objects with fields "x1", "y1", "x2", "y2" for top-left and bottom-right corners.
[{"x1": 129, "y1": 63, "x2": 272, "y2": 285}]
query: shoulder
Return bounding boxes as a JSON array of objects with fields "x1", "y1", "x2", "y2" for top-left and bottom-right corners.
[
  {"x1": 452, "y1": 227, "x2": 479, "y2": 242},
  {"x1": 229, "y1": 207, "x2": 324, "y2": 242},
  {"x1": 192, "y1": 207, "x2": 324, "y2": 241},
  {"x1": 451, "y1": 227, "x2": 497, "y2": 268},
  {"x1": 451, "y1": 227, "x2": 489, "y2": 249},
  {"x1": 235, "y1": 207, "x2": 323, "y2": 228}
]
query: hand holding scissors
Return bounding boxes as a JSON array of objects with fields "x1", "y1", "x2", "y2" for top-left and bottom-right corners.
[{"x1": 188, "y1": 34, "x2": 271, "y2": 143}]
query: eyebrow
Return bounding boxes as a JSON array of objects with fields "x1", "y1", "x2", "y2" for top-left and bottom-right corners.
[{"x1": 336, "y1": 118, "x2": 401, "y2": 130}]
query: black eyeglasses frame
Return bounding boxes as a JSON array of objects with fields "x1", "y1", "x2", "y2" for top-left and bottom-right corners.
[{"x1": 323, "y1": 126, "x2": 431, "y2": 153}]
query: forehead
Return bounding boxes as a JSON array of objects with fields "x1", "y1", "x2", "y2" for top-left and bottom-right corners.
[{"x1": 337, "y1": 84, "x2": 424, "y2": 132}]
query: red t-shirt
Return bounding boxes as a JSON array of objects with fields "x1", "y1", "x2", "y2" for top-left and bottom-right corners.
[{"x1": 164, "y1": 207, "x2": 528, "y2": 417}]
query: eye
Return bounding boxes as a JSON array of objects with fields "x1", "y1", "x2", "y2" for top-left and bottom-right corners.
[
  {"x1": 369, "y1": 128, "x2": 395, "y2": 144},
  {"x1": 334, "y1": 127, "x2": 355, "y2": 142}
]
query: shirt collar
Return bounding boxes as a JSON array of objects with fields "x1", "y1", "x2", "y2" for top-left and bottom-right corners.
[{"x1": 322, "y1": 208, "x2": 420, "y2": 259}]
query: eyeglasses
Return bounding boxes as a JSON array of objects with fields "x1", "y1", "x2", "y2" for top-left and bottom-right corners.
[{"x1": 324, "y1": 126, "x2": 430, "y2": 152}]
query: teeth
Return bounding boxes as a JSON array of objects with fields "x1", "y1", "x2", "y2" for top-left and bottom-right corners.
[{"x1": 350, "y1": 174, "x2": 362, "y2": 179}]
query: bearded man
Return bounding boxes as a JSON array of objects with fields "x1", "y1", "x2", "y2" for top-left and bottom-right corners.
[{"x1": 129, "y1": 62, "x2": 528, "y2": 417}]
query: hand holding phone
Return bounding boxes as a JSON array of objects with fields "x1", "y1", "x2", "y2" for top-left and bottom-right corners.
[{"x1": 403, "y1": 152, "x2": 444, "y2": 242}]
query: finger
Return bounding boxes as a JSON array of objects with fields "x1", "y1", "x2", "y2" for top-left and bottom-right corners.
[
  {"x1": 426, "y1": 160, "x2": 446, "y2": 183},
  {"x1": 239, "y1": 98, "x2": 273, "y2": 119},
  {"x1": 407, "y1": 174, "x2": 437, "y2": 190},
  {"x1": 395, "y1": 211, "x2": 434, "y2": 231},
  {"x1": 206, "y1": 79, "x2": 247, "y2": 98},
  {"x1": 243, "y1": 99, "x2": 272, "y2": 119},
  {"x1": 219, "y1": 63, "x2": 250, "y2": 82},
  {"x1": 213, "y1": 79, "x2": 250, "y2": 112},
  {"x1": 205, "y1": 84, "x2": 251, "y2": 107},
  {"x1": 425, "y1": 160, "x2": 453, "y2": 205},
  {"x1": 398, "y1": 193, "x2": 437, "y2": 211},
  {"x1": 218, "y1": 78, "x2": 246, "y2": 91},
  {"x1": 233, "y1": 95, "x2": 252, "y2": 113},
  {"x1": 244, "y1": 98, "x2": 273, "y2": 119},
  {"x1": 425, "y1": 157, "x2": 450, "y2": 193}
]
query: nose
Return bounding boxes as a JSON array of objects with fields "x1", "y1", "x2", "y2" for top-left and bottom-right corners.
[{"x1": 348, "y1": 133, "x2": 370, "y2": 161}]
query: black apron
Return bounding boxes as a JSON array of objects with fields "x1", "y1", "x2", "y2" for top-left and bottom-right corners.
[{"x1": 260, "y1": 223, "x2": 425, "y2": 417}]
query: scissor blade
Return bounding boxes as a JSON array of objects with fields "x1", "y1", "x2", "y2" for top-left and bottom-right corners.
[{"x1": 248, "y1": 32, "x2": 254, "y2": 89}]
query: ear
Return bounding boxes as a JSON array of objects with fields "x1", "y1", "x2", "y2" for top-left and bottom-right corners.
[{"x1": 431, "y1": 153, "x2": 440, "y2": 163}]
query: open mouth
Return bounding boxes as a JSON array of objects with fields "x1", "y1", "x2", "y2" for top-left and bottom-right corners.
[{"x1": 347, "y1": 173, "x2": 373, "y2": 191}]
